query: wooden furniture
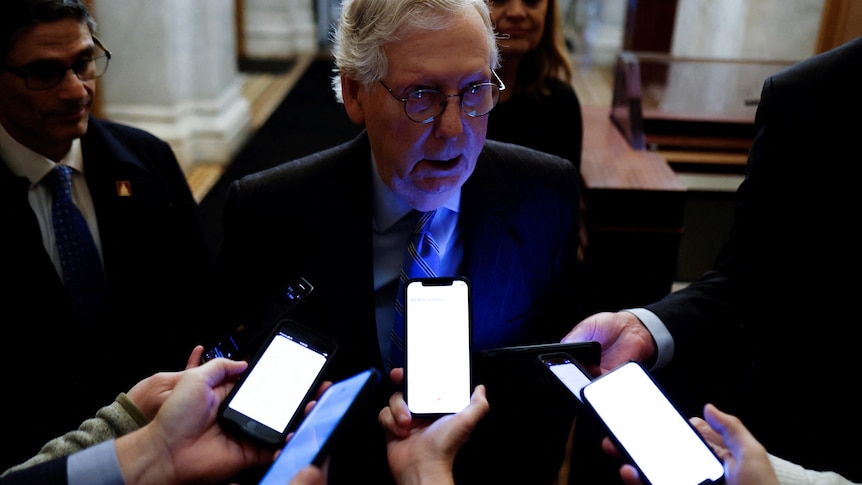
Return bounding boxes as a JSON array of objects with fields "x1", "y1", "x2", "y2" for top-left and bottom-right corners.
[
  {"x1": 579, "y1": 105, "x2": 686, "y2": 313},
  {"x1": 610, "y1": 51, "x2": 793, "y2": 172}
]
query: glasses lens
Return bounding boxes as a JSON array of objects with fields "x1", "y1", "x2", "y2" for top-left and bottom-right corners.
[
  {"x1": 462, "y1": 83, "x2": 500, "y2": 118},
  {"x1": 25, "y1": 66, "x2": 62, "y2": 90},
  {"x1": 405, "y1": 89, "x2": 445, "y2": 124}
]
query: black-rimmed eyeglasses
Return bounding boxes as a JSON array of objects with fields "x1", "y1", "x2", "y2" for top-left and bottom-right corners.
[
  {"x1": 1, "y1": 37, "x2": 111, "y2": 90},
  {"x1": 380, "y1": 71, "x2": 506, "y2": 124}
]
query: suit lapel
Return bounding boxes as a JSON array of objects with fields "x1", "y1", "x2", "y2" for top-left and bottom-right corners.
[{"x1": 459, "y1": 147, "x2": 527, "y2": 348}]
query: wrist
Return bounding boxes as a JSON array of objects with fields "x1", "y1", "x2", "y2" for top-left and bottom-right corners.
[
  {"x1": 115, "y1": 425, "x2": 177, "y2": 485},
  {"x1": 395, "y1": 460, "x2": 455, "y2": 485}
]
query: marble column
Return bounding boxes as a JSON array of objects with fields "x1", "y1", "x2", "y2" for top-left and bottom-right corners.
[
  {"x1": 93, "y1": 0, "x2": 251, "y2": 170},
  {"x1": 243, "y1": 0, "x2": 318, "y2": 58},
  {"x1": 671, "y1": 0, "x2": 825, "y2": 61}
]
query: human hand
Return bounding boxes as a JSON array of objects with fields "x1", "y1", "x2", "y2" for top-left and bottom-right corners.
[
  {"x1": 288, "y1": 464, "x2": 327, "y2": 485},
  {"x1": 561, "y1": 312, "x2": 656, "y2": 375},
  {"x1": 378, "y1": 368, "x2": 489, "y2": 485},
  {"x1": 690, "y1": 403, "x2": 779, "y2": 485},
  {"x1": 126, "y1": 345, "x2": 205, "y2": 421},
  {"x1": 115, "y1": 358, "x2": 276, "y2": 485},
  {"x1": 601, "y1": 403, "x2": 780, "y2": 485}
]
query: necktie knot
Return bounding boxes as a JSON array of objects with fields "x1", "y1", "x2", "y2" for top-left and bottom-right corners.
[{"x1": 45, "y1": 164, "x2": 74, "y2": 199}]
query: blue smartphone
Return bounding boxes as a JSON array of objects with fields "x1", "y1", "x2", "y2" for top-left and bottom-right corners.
[{"x1": 258, "y1": 367, "x2": 381, "y2": 485}]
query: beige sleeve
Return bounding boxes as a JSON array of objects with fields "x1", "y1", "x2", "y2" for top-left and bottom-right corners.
[{"x1": 1, "y1": 393, "x2": 147, "y2": 476}]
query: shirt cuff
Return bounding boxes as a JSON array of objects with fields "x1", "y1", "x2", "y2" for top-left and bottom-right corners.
[
  {"x1": 622, "y1": 308, "x2": 674, "y2": 370},
  {"x1": 67, "y1": 439, "x2": 124, "y2": 485}
]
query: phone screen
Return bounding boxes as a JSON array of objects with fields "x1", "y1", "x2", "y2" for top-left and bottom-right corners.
[
  {"x1": 540, "y1": 353, "x2": 593, "y2": 402},
  {"x1": 219, "y1": 321, "x2": 336, "y2": 446},
  {"x1": 581, "y1": 362, "x2": 725, "y2": 485},
  {"x1": 404, "y1": 277, "x2": 472, "y2": 416},
  {"x1": 258, "y1": 368, "x2": 381, "y2": 485}
]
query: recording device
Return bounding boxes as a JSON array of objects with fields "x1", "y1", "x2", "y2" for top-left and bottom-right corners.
[
  {"x1": 217, "y1": 320, "x2": 337, "y2": 447},
  {"x1": 202, "y1": 276, "x2": 314, "y2": 363},
  {"x1": 404, "y1": 276, "x2": 472, "y2": 417},
  {"x1": 579, "y1": 361, "x2": 725, "y2": 485},
  {"x1": 258, "y1": 367, "x2": 381, "y2": 485}
]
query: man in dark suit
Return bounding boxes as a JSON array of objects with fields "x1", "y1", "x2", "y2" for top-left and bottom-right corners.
[
  {"x1": 211, "y1": 0, "x2": 583, "y2": 483},
  {"x1": 564, "y1": 35, "x2": 862, "y2": 482},
  {"x1": 0, "y1": 0, "x2": 215, "y2": 471}
]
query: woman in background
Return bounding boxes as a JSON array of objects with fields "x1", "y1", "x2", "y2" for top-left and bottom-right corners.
[{"x1": 487, "y1": 0, "x2": 583, "y2": 169}]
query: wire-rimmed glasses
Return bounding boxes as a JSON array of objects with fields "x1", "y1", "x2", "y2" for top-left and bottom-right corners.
[
  {"x1": 380, "y1": 71, "x2": 506, "y2": 124},
  {"x1": 1, "y1": 37, "x2": 111, "y2": 90}
]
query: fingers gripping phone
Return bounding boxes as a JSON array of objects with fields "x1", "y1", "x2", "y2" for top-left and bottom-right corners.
[
  {"x1": 258, "y1": 367, "x2": 381, "y2": 485},
  {"x1": 581, "y1": 361, "x2": 725, "y2": 485},
  {"x1": 404, "y1": 277, "x2": 472, "y2": 417},
  {"x1": 217, "y1": 320, "x2": 337, "y2": 447}
]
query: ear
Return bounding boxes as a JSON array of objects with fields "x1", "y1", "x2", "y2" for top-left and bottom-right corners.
[{"x1": 341, "y1": 73, "x2": 366, "y2": 125}]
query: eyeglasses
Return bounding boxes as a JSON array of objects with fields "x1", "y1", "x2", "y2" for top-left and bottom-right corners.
[
  {"x1": 1, "y1": 37, "x2": 111, "y2": 90},
  {"x1": 380, "y1": 71, "x2": 506, "y2": 124}
]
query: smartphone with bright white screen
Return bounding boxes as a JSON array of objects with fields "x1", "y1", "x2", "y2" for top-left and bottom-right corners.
[
  {"x1": 258, "y1": 367, "x2": 381, "y2": 485},
  {"x1": 404, "y1": 277, "x2": 472, "y2": 417},
  {"x1": 217, "y1": 320, "x2": 337, "y2": 447},
  {"x1": 537, "y1": 352, "x2": 594, "y2": 403},
  {"x1": 581, "y1": 361, "x2": 725, "y2": 485}
]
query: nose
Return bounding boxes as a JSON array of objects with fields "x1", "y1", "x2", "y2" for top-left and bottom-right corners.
[
  {"x1": 56, "y1": 69, "x2": 90, "y2": 100},
  {"x1": 434, "y1": 95, "x2": 464, "y2": 139},
  {"x1": 504, "y1": 0, "x2": 527, "y2": 17}
]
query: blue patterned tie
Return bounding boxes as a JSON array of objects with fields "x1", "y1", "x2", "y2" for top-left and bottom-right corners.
[
  {"x1": 388, "y1": 210, "x2": 439, "y2": 371},
  {"x1": 44, "y1": 165, "x2": 107, "y2": 321}
]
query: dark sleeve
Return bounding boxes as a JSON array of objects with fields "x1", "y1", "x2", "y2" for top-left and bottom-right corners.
[{"x1": 0, "y1": 457, "x2": 67, "y2": 485}]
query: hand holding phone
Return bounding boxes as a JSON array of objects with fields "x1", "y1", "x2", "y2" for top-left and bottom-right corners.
[
  {"x1": 217, "y1": 320, "x2": 337, "y2": 447},
  {"x1": 581, "y1": 361, "x2": 725, "y2": 485},
  {"x1": 404, "y1": 277, "x2": 472, "y2": 417}
]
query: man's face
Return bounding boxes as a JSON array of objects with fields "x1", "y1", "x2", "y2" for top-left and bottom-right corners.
[
  {"x1": 342, "y1": 10, "x2": 493, "y2": 212},
  {"x1": 0, "y1": 19, "x2": 96, "y2": 160}
]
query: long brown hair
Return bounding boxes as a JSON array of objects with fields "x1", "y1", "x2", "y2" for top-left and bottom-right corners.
[{"x1": 513, "y1": 0, "x2": 573, "y2": 97}]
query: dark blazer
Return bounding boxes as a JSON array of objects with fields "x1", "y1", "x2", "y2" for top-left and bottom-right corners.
[
  {"x1": 0, "y1": 457, "x2": 65, "y2": 485},
  {"x1": 645, "y1": 36, "x2": 862, "y2": 480},
  {"x1": 213, "y1": 133, "x2": 584, "y2": 484},
  {"x1": 486, "y1": 77, "x2": 583, "y2": 169},
  {"x1": 0, "y1": 117, "x2": 215, "y2": 472}
]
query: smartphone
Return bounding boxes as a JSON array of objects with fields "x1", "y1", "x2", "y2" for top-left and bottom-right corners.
[
  {"x1": 581, "y1": 361, "x2": 725, "y2": 485},
  {"x1": 217, "y1": 319, "x2": 337, "y2": 447},
  {"x1": 536, "y1": 352, "x2": 594, "y2": 403},
  {"x1": 404, "y1": 276, "x2": 472, "y2": 416},
  {"x1": 202, "y1": 276, "x2": 314, "y2": 363},
  {"x1": 258, "y1": 367, "x2": 381, "y2": 485}
]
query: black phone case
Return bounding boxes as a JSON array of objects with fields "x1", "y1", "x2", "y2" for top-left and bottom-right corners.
[
  {"x1": 202, "y1": 276, "x2": 314, "y2": 363},
  {"x1": 217, "y1": 319, "x2": 337, "y2": 447}
]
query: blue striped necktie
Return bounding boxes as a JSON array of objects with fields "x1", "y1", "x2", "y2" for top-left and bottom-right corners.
[
  {"x1": 388, "y1": 210, "x2": 439, "y2": 371},
  {"x1": 44, "y1": 165, "x2": 107, "y2": 321}
]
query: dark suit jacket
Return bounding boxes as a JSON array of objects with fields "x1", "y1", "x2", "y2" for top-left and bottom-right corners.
[
  {"x1": 213, "y1": 133, "x2": 584, "y2": 484},
  {"x1": 0, "y1": 117, "x2": 215, "y2": 472},
  {"x1": 0, "y1": 456, "x2": 65, "y2": 485},
  {"x1": 644, "y1": 36, "x2": 862, "y2": 480}
]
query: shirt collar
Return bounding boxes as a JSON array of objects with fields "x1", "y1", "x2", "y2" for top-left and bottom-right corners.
[
  {"x1": 0, "y1": 122, "x2": 84, "y2": 186},
  {"x1": 371, "y1": 154, "x2": 460, "y2": 233}
]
